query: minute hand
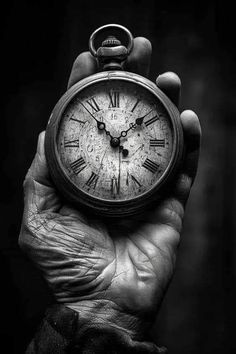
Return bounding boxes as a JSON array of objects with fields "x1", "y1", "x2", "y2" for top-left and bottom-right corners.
[{"x1": 79, "y1": 100, "x2": 113, "y2": 136}]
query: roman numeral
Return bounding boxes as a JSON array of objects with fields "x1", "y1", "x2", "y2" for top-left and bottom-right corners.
[
  {"x1": 64, "y1": 138, "x2": 80, "y2": 148},
  {"x1": 131, "y1": 98, "x2": 141, "y2": 112},
  {"x1": 85, "y1": 172, "x2": 99, "y2": 189},
  {"x1": 130, "y1": 174, "x2": 142, "y2": 188},
  {"x1": 86, "y1": 97, "x2": 100, "y2": 113},
  {"x1": 142, "y1": 158, "x2": 159, "y2": 173},
  {"x1": 111, "y1": 177, "x2": 120, "y2": 195},
  {"x1": 108, "y1": 91, "x2": 120, "y2": 108},
  {"x1": 145, "y1": 115, "x2": 159, "y2": 127},
  {"x1": 70, "y1": 157, "x2": 86, "y2": 175},
  {"x1": 150, "y1": 139, "x2": 165, "y2": 147}
]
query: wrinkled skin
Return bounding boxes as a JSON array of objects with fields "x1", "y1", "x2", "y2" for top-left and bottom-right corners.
[{"x1": 19, "y1": 37, "x2": 201, "y2": 338}]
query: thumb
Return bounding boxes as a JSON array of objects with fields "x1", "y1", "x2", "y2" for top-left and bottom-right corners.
[
  {"x1": 23, "y1": 131, "x2": 61, "y2": 217},
  {"x1": 26, "y1": 131, "x2": 50, "y2": 185}
]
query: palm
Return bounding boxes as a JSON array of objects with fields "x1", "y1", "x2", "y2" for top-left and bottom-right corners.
[
  {"x1": 26, "y1": 197, "x2": 180, "y2": 317},
  {"x1": 95, "y1": 220, "x2": 178, "y2": 314}
]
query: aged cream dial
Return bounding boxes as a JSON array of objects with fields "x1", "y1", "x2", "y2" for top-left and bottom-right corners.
[{"x1": 57, "y1": 79, "x2": 173, "y2": 202}]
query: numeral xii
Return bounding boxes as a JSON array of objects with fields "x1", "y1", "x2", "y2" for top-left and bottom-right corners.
[{"x1": 109, "y1": 91, "x2": 120, "y2": 108}]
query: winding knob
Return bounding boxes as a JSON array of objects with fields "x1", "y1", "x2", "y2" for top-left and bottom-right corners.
[{"x1": 102, "y1": 36, "x2": 121, "y2": 47}]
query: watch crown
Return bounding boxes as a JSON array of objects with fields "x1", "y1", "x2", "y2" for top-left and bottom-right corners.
[
  {"x1": 102, "y1": 36, "x2": 121, "y2": 47},
  {"x1": 89, "y1": 25, "x2": 134, "y2": 71}
]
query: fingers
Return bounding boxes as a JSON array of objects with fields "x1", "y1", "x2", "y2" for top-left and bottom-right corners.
[
  {"x1": 124, "y1": 37, "x2": 152, "y2": 77},
  {"x1": 59, "y1": 204, "x2": 88, "y2": 224},
  {"x1": 67, "y1": 37, "x2": 152, "y2": 91},
  {"x1": 181, "y1": 110, "x2": 201, "y2": 180},
  {"x1": 156, "y1": 72, "x2": 181, "y2": 108},
  {"x1": 173, "y1": 110, "x2": 201, "y2": 205},
  {"x1": 126, "y1": 39, "x2": 181, "y2": 107},
  {"x1": 67, "y1": 51, "x2": 97, "y2": 89},
  {"x1": 23, "y1": 131, "x2": 61, "y2": 217}
]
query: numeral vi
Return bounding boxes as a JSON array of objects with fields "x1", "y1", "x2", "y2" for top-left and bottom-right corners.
[{"x1": 111, "y1": 177, "x2": 120, "y2": 195}]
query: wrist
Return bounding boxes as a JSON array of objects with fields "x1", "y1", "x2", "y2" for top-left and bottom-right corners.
[
  {"x1": 28, "y1": 303, "x2": 167, "y2": 354},
  {"x1": 65, "y1": 299, "x2": 153, "y2": 340}
]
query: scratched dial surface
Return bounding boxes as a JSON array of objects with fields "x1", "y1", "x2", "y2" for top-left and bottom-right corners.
[{"x1": 57, "y1": 80, "x2": 174, "y2": 201}]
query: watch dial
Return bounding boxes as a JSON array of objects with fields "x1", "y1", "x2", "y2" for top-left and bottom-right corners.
[{"x1": 57, "y1": 80, "x2": 174, "y2": 202}]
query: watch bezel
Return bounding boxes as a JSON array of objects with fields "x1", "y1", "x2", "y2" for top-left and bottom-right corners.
[{"x1": 45, "y1": 71, "x2": 184, "y2": 216}]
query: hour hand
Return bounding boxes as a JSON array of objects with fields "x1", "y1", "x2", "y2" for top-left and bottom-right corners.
[
  {"x1": 118, "y1": 115, "x2": 145, "y2": 139},
  {"x1": 135, "y1": 110, "x2": 153, "y2": 126},
  {"x1": 135, "y1": 116, "x2": 144, "y2": 126}
]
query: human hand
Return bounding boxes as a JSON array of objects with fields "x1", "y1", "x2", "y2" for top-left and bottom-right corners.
[{"x1": 19, "y1": 37, "x2": 201, "y2": 339}]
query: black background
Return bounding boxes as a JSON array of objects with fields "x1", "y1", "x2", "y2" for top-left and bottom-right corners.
[{"x1": 1, "y1": 1, "x2": 236, "y2": 353}]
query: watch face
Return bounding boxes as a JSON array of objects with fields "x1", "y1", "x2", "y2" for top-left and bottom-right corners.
[{"x1": 56, "y1": 78, "x2": 174, "y2": 202}]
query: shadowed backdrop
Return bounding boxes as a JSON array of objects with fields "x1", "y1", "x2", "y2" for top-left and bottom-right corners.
[{"x1": 1, "y1": 1, "x2": 235, "y2": 353}]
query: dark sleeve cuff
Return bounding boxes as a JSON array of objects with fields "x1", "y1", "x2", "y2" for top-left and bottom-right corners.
[{"x1": 25, "y1": 304, "x2": 167, "y2": 354}]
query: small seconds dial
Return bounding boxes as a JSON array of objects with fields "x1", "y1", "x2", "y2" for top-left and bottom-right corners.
[{"x1": 57, "y1": 80, "x2": 173, "y2": 202}]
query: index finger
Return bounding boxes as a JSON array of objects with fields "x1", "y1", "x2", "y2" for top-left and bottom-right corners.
[
  {"x1": 67, "y1": 37, "x2": 152, "y2": 89},
  {"x1": 172, "y1": 110, "x2": 201, "y2": 205}
]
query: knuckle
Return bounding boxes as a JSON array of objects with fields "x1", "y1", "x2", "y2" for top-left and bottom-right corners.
[{"x1": 175, "y1": 173, "x2": 192, "y2": 201}]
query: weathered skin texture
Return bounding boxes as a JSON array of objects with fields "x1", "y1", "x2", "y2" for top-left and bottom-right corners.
[{"x1": 19, "y1": 37, "x2": 201, "y2": 350}]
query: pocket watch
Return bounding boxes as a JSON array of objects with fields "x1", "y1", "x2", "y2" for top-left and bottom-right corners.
[{"x1": 45, "y1": 24, "x2": 184, "y2": 217}]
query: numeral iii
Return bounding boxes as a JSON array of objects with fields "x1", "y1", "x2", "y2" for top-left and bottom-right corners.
[{"x1": 149, "y1": 139, "x2": 165, "y2": 147}]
